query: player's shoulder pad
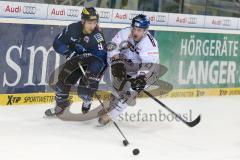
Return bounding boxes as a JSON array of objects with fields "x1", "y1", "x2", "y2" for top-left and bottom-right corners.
[
  {"x1": 120, "y1": 27, "x2": 131, "y2": 32},
  {"x1": 65, "y1": 21, "x2": 81, "y2": 34},
  {"x1": 141, "y1": 32, "x2": 158, "y2": 49},
  {"x1": 146, "y1": 33, "x2": 157, "y2": 47},
  {"x1": 114, "y1": 27, "x2": 131, "y2": 41}
]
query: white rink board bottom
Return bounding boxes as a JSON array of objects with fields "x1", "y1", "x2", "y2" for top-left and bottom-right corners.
[{"x1": 0, "y1": 96, "x2": 240, "y2": 160}]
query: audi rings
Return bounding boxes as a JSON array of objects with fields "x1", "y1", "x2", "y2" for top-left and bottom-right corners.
[
  {"x1": 23, "y1": 6, "x2": 36, "y2": 15},
  {"x1": 66, "y1": 9, "x2": 79, "y2": 17}
]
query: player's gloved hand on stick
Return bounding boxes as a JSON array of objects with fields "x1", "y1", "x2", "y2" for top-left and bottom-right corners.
[
  {"x1": 77, "y1": 52, "x2": 93, "y2": 60},
  {"x1": 66, "y1": 44, "x2": 90, "y2": 60},
  {"x1": 73, "y1": 43, "x2": 87, "y2": 54},
  {"x1": 111, "y1": 59, "x2": 126, "y2": 79},
  {"x1": 130, "y1": 74, "x2": 146, "y2": 92},
  {"x1": 65, "y1": 49, "x2": 77, "y2": 59}
]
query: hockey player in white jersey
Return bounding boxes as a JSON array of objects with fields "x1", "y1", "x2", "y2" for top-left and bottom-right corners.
[{"x1": 98, "y1": 14, "x2": 160, "y2": 126}]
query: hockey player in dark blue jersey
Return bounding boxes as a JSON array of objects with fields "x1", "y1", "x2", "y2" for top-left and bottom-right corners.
[{"x1": 45, "y1": 7, "x2": 107, "y2": 116}]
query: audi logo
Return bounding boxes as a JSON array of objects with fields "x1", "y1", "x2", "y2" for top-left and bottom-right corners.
[
  {"x1": 156, "y1": 15, "x2": 167, "y2": 22},
  {"x1": 129, "y1": 13, "x2": 139, "y2": 20},
  {"x1": 188, "y1": 17, "x2": 197, "y2": 24},
  {"x1": 223, "y1": 19, "x2": 231, "y2": 26},
  {"x1": 99, "y1": 11, "x2": 110, "y2": 19},
  {"x1": 23, "y1": 6, "x2": 36, "y2": 15},
  {"x1": 67, "y1": 9, "x2": 79, "y2": 17}
]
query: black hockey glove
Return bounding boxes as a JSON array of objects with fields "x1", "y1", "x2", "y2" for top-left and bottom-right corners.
[
  {"x1": 130, "y1": 74, "x2": 146, "y2": 92},
  {"x1": 66, "y1": 50, "x2": 92, "y2": 61},
  {"x1": 111, "y1": 59, "x2": 126, "y2": 79}
]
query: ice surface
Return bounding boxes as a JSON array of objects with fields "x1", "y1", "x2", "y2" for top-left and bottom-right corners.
[{"x1": 0, "y1": 96, "x2": 240, "y2": 160}]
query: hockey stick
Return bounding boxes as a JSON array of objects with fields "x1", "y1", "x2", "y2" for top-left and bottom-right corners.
[
  {"x1": 78, "y1": 61, "x2": 130, "y2": 146},
  {"x1": 118, "y1": 76, "x2": 200, "y2": 127},
  {"x1": 143, "y1": 90, "x2": 201, "y2": 127},
  {"x1": 94, "y1": 92, "x2": 130, "y2": 146}
]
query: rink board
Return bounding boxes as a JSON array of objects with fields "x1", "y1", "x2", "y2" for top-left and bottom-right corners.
[
  {"x1": 0, "y1": 17, "x2": 240, "y2": 105},
  {"x1": 1, "y1": 87, "x2": 240, "y2": 106}
]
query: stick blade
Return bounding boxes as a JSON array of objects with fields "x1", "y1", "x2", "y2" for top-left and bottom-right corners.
[{"x1": 186, "y1": 115, "x2": 201, "y2": 127}]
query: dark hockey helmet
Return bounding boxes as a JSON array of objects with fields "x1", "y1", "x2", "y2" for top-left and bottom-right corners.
[
  {"x1": 131, "y1": 14, "x2": 150, "y2": 29},
  {"x1": 81, "y1": 7, "x2": 99, "y2": 21}
]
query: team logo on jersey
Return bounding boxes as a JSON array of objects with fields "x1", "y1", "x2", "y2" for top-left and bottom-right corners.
[
  {"x1": 84, "y1": 36, "x2": 89, "y2": 43},
  {"x1": 94, "y1": 33, "x2": 104, "y2": 43}
]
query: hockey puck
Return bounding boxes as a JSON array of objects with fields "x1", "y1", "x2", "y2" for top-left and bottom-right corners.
[
  {"x1": 123, "y1": 140, "x2": 129, "y2": 146},
  {"x1": 132, "y1": 148, "x2": 140, "y2": 155}
]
